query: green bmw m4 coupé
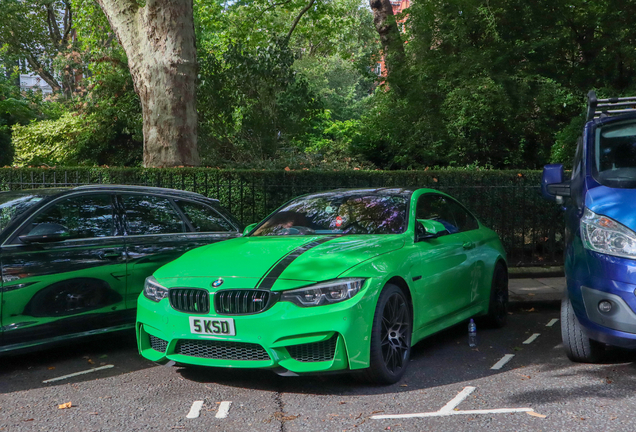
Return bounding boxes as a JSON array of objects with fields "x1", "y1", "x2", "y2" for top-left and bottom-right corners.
[{"x1": 137, "y1": 188, "x2": 508, "y2": 383}]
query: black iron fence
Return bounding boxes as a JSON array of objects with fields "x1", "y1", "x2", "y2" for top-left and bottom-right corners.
[{"x1": 0, "y1": 167, "x2": 564, "y2": 267}]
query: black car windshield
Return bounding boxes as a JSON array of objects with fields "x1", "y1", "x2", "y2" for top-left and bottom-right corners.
[
  {"x1": 252, "y1": 192, "x2": 408, "y2": 236},
  {"x1": 594, "y1": 120, "x2": 636, "y2": 188},
  {"x1": 0, "y1": 192, "x2": 49, "y2": 234}
]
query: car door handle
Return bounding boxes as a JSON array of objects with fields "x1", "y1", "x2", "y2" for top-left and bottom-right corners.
[
  {"x1": 100, "y1": 250, "x2": 122, "y2": 259},
  {"x1": 462, "y1": 241, "x2": 474, "y2": 250}
]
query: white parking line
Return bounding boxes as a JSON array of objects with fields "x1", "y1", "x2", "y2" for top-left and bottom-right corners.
[
  {"x1": 42, "y1": 365, "x2": 114, "y2": 383},
  {"x1": 438, "y1": 386, "x2": 475, "y2": 413},
  {"x1": 491, "y1": 354, "x2": 514, "y2": 370},
  {"x1": 371, "y1": 386, "x2": 533, "y2": 420},
  {"x1": 523, "y1": 333, "x2": 541, "y2": 344},
  {"x1": 546, "y1": 318, "x2": 559, "y2": 327},
  {"x1": 186, "y1": 401, "x2": 204, "y2": 419},
  {"x1": 216, "y1": 401, "x2": 232, "y2": 419}
]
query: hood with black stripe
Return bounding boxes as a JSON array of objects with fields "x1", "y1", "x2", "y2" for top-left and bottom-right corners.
[{"x1": 154, "y1": 235, "x2": 404, "y2": 290}]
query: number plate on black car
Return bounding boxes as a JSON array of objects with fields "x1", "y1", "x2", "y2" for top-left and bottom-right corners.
[{"x1": 189, "y1": 317, "x2": 236, "y2": 336}]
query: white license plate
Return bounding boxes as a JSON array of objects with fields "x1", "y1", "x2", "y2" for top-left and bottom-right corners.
[{"x1": 189, "y1": 317, "x2": 236, "y2": 336}]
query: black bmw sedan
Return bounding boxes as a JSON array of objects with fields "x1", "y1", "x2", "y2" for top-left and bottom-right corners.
[{"x1": 0, "y1": 185, "x2": 242, "y2": 354}]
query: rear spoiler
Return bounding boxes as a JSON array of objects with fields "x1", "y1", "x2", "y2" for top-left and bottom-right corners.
[{"x1": 586, "y1": 90, "x2": 636, "y2": 121}]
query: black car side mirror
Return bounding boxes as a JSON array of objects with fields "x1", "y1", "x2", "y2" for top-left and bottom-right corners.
[
  {"x1": 19, "y1": 223, "x2": 71, "y2": 244},
  {"x1": 19, "y1": 233, "x2": 70, "y2": 244}
]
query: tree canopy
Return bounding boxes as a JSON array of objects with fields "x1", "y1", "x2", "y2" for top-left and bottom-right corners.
[{"x1": 3, "y1": 0, "x2": 636, "y2": 169}]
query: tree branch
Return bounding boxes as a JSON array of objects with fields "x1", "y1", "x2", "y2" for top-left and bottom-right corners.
[
  {"x1": 94, "y1": 0, "x2": 141, "y2": 54},
  {"x1": 286, "y1": 0, "x2": 316, "y2": 40},
  {"x1": 46, "y1": 4, "x2": 63, "y2": 45},
  {"x1": 62, "y1": 1, "x2": 73, "y2": 43},
  {"x1": 24, "y1": 53, "x2": 61, "y2": 93}
]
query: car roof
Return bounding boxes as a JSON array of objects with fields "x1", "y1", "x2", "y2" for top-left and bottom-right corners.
[
  {"x1": 301, "y1": 188, "x2": 416, "y2": 198},
  {"x1": 1, "y1": 185, "x2": 217, "y2": 202},
  {"x1": 73, "y1": 184, "x2": 214, "y2": 200}
]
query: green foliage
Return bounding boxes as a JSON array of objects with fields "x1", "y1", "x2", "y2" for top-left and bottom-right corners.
[
  {"x1": 0, "y1": 68, "x2": 66, "y2": 166},
  {"x1": 294, "y1": 55, "x2": 375, "y2": 122},
  {"x1": 354, "y1": 0, "x2": 636, "y2": 169},
  {"x1": 12, "y1": 108, "x2": 141, "y2": 167},
  {"x1": 197, "y1": 38, "x2": 324, "y2": 164}
]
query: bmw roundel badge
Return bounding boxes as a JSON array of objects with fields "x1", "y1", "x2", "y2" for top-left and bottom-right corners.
[{"x1": 212, "y1": 278, "x2": 224, "y2": 288}]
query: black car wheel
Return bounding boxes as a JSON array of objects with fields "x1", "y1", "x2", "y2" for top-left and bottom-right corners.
[
  {"x1": 356, "y1": 284, "x2": 412, "y2": 384},
  {"x1": 485, "y1": 263, "x2": 509, "y2": 328},
  {"x1": 561, "y1": 296, "x2": 604, "y2": 363}
]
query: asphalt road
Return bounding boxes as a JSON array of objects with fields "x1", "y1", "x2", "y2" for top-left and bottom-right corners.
[{"x1": 2, "y1": 301, "x2": 636, "y2": 432}]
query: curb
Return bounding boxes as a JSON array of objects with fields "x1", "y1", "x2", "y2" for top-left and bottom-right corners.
[{"x1": 509, "y1": 266, "x2": 564, "y2": 279}]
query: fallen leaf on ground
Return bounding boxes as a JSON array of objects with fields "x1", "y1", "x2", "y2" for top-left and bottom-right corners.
[
  {"x1": 58, "y1": 402, "x2": 72, "y2": 409},
  {"x1": 526, "y1": 412, "x2": 547, "y2": 418},
  {"x1": 47, "y1": 367, "x2": 55, "y2": 370},
  {"x1": 87, "y1": 359, "x2": 95, "y2": 365}
]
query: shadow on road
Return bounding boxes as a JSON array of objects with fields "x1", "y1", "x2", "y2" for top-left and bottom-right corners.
[
  {"x1": 0, "y1": 331, "x2": 155, "y2": 394},
  {"x1": 176, "y1": 300, "x2": 636, "y2": 398}
]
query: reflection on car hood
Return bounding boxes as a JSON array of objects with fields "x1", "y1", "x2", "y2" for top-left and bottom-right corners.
[
  {"x1": 586, "y1": 185, "x2": 636, "y2": 232},
  {"x1": 154, "y1": 235, "x2": 405, "y2": 289}
]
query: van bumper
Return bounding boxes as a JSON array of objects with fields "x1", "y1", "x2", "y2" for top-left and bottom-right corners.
[{"x1": 566, "y1": 240, "x2": 636, "y2": 349}]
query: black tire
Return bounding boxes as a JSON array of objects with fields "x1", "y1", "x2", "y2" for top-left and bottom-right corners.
[
  {"x1": 561, "y1": 296, "x2": 604, "y2": 363},
  {"x1": 484, "y1": 263, "x2": 508, "y2": 328},
  {"x1": 354, "y1": 284, "x2": 412, "y2": 384}
]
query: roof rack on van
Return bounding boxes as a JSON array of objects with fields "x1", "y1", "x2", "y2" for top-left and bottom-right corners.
[{"x1": 586, "y1": 90, "x2": 636, "y2": 122}]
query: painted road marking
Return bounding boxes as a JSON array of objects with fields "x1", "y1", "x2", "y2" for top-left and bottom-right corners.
[
  {"x1": 438, "y1": 386, "x2": 475, "y2": 413},
  {"x1": 186, "y1": 401, "x2": 204, "y2": 419},
  {"x1": 216, "y1": 401, "x2": 232, "y2": 419},
  {"x1": 371, "y1": 386, "x2": 533, "y2": 420},
  {"x1": 523, "y1": 333, "x2": 541, "y2": 344},
  {"x1": 546, "y1": 318, "x2": 559, "y2": 327},
  {"x1": 491, "y1": 354, "x2": 514, "y2": 370},
  {"x1": 42, "y1": 365, "x2": 114, "y2": 383}
]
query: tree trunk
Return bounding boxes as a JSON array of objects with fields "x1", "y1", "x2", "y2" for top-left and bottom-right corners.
[
  {"x1": 369, "y1": 0, "x2": 405, "y2": 83},
  {"x1": 95, "y1": 0, "x2": 200, "y2": 167}
]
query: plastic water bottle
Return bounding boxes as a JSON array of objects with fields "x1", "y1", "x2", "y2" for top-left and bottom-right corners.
[{"x1": 468, "y1": 319, "x2": 477, "y2": 347}]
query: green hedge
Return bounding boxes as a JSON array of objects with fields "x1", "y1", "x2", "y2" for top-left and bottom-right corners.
[{"x1": 0, "y1": 167, "x2": 564, "y2": 266}]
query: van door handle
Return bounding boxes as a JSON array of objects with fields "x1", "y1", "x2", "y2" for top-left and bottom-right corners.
[{"x1": 462, "y1": 241, "x2": 474, "y2": 250}]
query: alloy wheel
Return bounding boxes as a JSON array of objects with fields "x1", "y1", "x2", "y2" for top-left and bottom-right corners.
[{"x1": 380, "y1": 293, "x2": 410, "y2": 374}]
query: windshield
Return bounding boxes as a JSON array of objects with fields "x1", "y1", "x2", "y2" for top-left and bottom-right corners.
[
  {"x1": 594, "y1": 120, "x2": 636, "y2": 188},
  {"x1": 252, "y1": 192, "x2": 408, "y2": 236},
  {"x1": 0, "y1": 192, "x2": 47, "y2": 234}
]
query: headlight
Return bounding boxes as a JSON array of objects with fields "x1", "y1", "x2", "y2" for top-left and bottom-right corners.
[
  {"x1": 581, "y1": 208, "x2": 636, "y2": 259},
  {"x1": 280, "y1": 278, "x2": 365, "y2": 307},
  {"x1": 144, "y1": 276, "x2": 169, "y2": 302}
]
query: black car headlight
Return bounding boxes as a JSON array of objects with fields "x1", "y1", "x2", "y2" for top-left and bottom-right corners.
[
  {"x1": 144, "y1": 276, "x2": 169, "y2": 302},
  {"x1": 280, "y1": 278, "x2": 365, "y2": 307}
]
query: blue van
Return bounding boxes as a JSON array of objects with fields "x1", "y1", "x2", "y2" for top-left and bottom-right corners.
[{"x1": 542, "y1": 91, "x2": 636, "y2": 362}]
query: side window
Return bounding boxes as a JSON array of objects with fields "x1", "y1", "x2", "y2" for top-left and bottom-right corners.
[
  {"x1": 447, "y1": 200, "x2": 479, "y2": 232},
  {"x1": 174, "y1": 200, "x2": 234, "y2": 232},
  {"x1": 122, "y1": 194, "x2": 185, "y2": 235},
  {"x1": 416, "y1": 194, "x2": 459, "y2": 234},
  {"x1": 21, "y1": 194, "x2": 114, "y2": 240}
]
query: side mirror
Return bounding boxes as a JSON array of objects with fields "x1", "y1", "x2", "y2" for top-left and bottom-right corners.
[
  {"x1": 541, "y1": 164, "x2": 571, "y2": 204},
  {"x1": 243, "y1": 223, "x2": 258, "y2": 236},
  {"x1": 19, "y1": 223, "x2": 71, "y2": 244},
  {"x1": 417, "y1": 219, "x2": 449, "y2": 241},
  {"x1": 19, "y1": 232, "x2": 70, "y2": 244}
]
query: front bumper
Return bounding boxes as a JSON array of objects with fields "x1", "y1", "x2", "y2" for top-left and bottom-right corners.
[
  {"x1": 566, "y1": 238, "x2": 636, "y2": 348},
  {"x1": 136, "y1": 285, "x2": 377, "y2": 373}
]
